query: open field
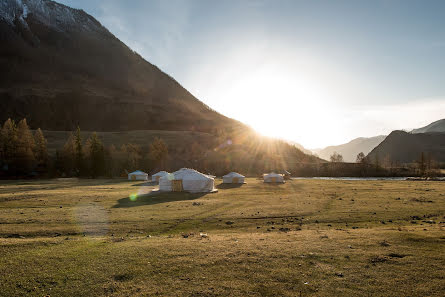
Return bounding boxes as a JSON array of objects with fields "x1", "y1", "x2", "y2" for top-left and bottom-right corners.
[{"x1": 0, "y1": 178, "x2": 444, "y2": 296}]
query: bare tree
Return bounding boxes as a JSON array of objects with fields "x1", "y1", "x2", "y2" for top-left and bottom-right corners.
[{"x1": 330, "y1": 152, "x2": 344, "y2": 163}]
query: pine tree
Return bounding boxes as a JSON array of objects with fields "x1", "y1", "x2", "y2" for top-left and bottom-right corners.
[
  {"x1": 86, "y1": 132, "x2": 105, "y2": 178},
  {"x1": 34, "y1": 128, "x2": 48, "y2": 166},
  {"x1": 0, "y1": 119, "x2": 17, "y2": 169},
  {"x1": 16, "y1": 119, "x2": 36, "y2": 173},
  {"x1": 61, "y1": 133, "x2": 76, "y2": 176},
  {"x1": 74, "y1": 126, "x2": 84, "y2": 176}
]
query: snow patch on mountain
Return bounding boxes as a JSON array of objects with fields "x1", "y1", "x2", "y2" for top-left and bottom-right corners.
[{"x1": 0, "y1": 0, "x2": 106, "y2": 34}]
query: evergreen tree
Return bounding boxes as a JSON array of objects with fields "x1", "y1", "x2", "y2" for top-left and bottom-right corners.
[
  {"x1": 15, "y1": 119, "x2": 36, "y2": 173},
  {"x1": 0, "y1": 118, "x2": 17, "y2": 169},
  {"x1": 34, "y1": 128, "x2": 48, "y2": 166},
  {"x1": 74, "y1": 126, "x2": 84, "y2": 175},
  {"x1": 86, "y1": 132, "x2": 105, "y2": 178},
  {"x1": 61, "y1": 133, "x2": 76, "y2": 176}
]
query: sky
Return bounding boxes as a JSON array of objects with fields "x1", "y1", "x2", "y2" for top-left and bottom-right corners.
[{"x1": 58, "y1": 0, "x2": 445, "y2": 148}]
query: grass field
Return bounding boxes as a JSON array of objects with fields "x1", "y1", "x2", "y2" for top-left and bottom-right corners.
[{"x1": 0, "y1": 178, "x2": 444, "y2": 296}]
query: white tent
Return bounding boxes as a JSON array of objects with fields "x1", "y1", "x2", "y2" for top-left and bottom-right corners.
[
  {"x1": 159, "y1": 168, "x2": 216, "y2": 193},
  {"x1": 152, "y1": 171, "x2": 169, "y2": 182},
  {"x1": 128, "y1": 170, "x2": 148, "y2": 181},
  {"x1": 222, "y1": 172, "x2": 246, "y2": 184},
  {"x1": 263, "y1": 172, "x2": 285, "y2": 183}
]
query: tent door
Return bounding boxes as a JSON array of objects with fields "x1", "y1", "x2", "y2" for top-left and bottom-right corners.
[
  {"x1": 131, "y1": 175, "x2": 136, "y2": 181},
  {"x1": 271, "y1": 177, "x2": 276, "y2": 183},
  {"x1": 232, "y1": 177, "x2": 239, "y2": 183},
  {"x1": 172, "y1": 180, "x2": 183, "y2": 192}
]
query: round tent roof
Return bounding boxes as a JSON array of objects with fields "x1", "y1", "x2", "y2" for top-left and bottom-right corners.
[
  {"x1": 129, "y1": 170, "x2": 147, "y2": 175},
  {"x1": 223, "y1": 172, "x2": 245, "y2": 178},
  {"x1": 264, "y1": 172, "x2": 283, "y2": 178},
  {"x1": 166, "y1": 168, "x2": 213, "y2": 181},
  {"x1": 152, "y1": 171, "x2": 169, "y2": 176}
]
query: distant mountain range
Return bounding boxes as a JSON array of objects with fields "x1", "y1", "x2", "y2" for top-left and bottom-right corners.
[
  {"x1": 313, "y1": 135, "x2": 386, "y2": 162},
  {"x1": 367, "y1": 130, "x2": 445, "y2": 164},
  {"x1": 312, "y1": 118, "x2": 445, "y2": 162}
]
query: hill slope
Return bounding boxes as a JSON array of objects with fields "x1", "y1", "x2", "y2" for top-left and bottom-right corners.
[
  {"x1": 411, "y1": 119, "x2": 445, "y2": 134},
  {"x1": 0, "y1": 0, "x2": 237, "y2": 132},
  {"x1": 367, "y1": 130, "x2": 445, "y2": 164},
  {"x1": 313, "y1": 135, "x2": 386, "y2": 162}
]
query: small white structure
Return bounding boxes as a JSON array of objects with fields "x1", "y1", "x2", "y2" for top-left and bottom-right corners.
[
  {"x1": 159, "y1": 168, "x2": 216, "y2": 193},
  {"x1": 222, "y1": 172, "x2": 245, "y2": 184},
  {"x1": 128, "y1": 170, "x2": 148, "y2": 181},
  {"x1": 263, "y1": 172, "x2": 285, "y2": 183},
  {"x1": 152, "y1": 171, "x2": 169, "y2": 182}
]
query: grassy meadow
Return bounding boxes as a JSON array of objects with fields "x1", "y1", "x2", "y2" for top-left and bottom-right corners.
[{"x1": 0, "y1": 178, "x2": 444, "y2": 296}]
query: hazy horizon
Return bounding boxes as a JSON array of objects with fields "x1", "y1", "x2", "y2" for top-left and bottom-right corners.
[{"x1": 58, "y1": 0, "x2": 445, "y2": 148}]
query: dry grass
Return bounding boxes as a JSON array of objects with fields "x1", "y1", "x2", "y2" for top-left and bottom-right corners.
[{"x1": 0, "y1": 178, "x2": 444, "y2": 296}]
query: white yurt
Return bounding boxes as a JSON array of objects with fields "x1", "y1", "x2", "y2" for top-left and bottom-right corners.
[
  {"x1": 152, "y1": 171, "x2": 169, "y2": 182},
  {"x1": 128, "y1": 170, "x2": 148, "y2": 181},
  {"x1": 159, "y1": 168, "x2": 216, "y2": 193},
  {"x1": 222, "y1": 172, "x2": 246, "y2": 184},
  {"x1": 263, "y1": 172, "x2": 285, "y2": 183}
]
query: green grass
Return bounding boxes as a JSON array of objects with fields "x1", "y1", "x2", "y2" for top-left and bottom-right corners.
[{"x1": 0, "y1": 178, "x2": 444, "y2": 296}]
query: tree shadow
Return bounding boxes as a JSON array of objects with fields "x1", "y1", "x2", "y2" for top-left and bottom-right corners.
[
  {"x1": 113, "y1": 191, "x2": 208, "y2": 208},
  {"x1": 216, "y1": 183, "x2": 245, "y2": 189}
]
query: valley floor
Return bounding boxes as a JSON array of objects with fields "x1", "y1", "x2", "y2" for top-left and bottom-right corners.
[{"x1": 0, "y1": 178, "x2": 444, "y2": 296}]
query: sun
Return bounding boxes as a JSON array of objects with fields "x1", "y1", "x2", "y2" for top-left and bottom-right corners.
[{"x1": 219, "y1": 64, "x2": 334, "y2": 148}]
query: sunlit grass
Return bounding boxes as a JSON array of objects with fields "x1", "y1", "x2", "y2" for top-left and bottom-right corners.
[{"x1": 0, "y1": 178, "x2": 444, "y2": 296}]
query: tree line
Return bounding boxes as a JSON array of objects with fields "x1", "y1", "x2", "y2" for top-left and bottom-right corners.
[
  {"x1": 327, "y1": 151, "x2": 441, "y2": 177},
  {"x1": 54, "y1": 128, "x2": 168, "y2": 178},
  {"x1": 0, "y1": 118, "x2": 48, "y2": 176},
  {"x1": 0, "y1": 118, "x2": 318, "y2": 178},
  {"x1": 0, "y1": 119, "x2": 168, "y2": 178}
]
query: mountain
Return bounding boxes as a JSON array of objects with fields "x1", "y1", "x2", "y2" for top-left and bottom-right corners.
[
  {"x1": 0, "y1": 0, "x2": 322, "y2": 177},
  {"x1": 286, "y1": 141, "x2": 313, "y2": 155},
  {"x1": 313, "y1": 135, "x2": 386, "y2": 162},
  {"x1": 0, "y1": 0, "x2": 237, "y2": 132},
  {"x1": 367, "y1": 130, "x2": 445, "y2": 164},
  {"x1": 411, "y1": 119, "x2": 445, "y2": 134}
]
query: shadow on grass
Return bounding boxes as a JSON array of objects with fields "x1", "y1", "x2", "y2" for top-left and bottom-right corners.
[
  {"x1": 216, "y1": 183, "x2": 244, "y2": 189},
  {"x1": 113, "y1": 191, "x2": 207, "y2": 208}
]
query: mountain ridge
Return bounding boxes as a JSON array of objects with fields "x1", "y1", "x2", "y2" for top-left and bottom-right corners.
[
  {"x1": 0, "y1": 0, "x2": 239, "y2": 133},
  {"x1": 367, "y1": 130, "x2": 445, "y2": 164},
  {"x1": 411, "y1": 119, "x2": 445, "y2": 134}
]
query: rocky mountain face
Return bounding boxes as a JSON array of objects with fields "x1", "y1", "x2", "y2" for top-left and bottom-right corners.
[{"x1": 0, "y1": 0, "x2": 237, "y2": 132}]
